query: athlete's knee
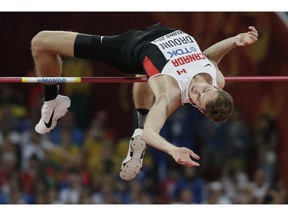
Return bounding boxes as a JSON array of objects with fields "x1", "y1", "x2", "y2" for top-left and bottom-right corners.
[{"x1": 31, "y1": 31, "x2": 54, "y2": 56}]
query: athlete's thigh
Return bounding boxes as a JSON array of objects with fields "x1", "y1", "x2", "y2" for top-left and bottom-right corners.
[{"x1": 37, "y1": 31, "x2": 78, "y2": 57}]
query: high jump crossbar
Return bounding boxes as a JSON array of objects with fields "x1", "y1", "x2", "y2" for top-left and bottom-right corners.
[{"x1": 0, "y1": 76, "x2": 288, "y2": 83}]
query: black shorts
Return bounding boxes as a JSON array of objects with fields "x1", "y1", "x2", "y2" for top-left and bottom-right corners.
[{"x1": 73, "y1": 23, "x2": 175, "y2": 75}]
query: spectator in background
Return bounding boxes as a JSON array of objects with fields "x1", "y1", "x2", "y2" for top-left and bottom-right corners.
[
  {"x1": 62, "y1": 58, "x2": 94, "y2": 130},
  {"x1": 250, "y1": 168, "x2": 270, "y2": 204},
  {"x1": 263, "y1": 181, "x2": 288, "y2": 204},
  {"x1": 46, "y1": 128, "x2": 82, "y2": 172},
  {"x1": 198, "y1": 117, "x2": 229, "y2": 181},
  {"x1": 203, "y1": 181, "x2": 232, "y2": 204},
  {"x1": 220, "y1": 163, "x2": 250, "y2": 202},
  {"x1": 172, "y1": 166, "x2": 205, "y2": 204},
  {"x1": 225, "y1": 106, "x2": 252, "y2": 174},
  {"x1": 20, "y1": 131, "x2": 47, "y2": 169},
  {"x1": 49, "y1": 112, "x2": 84, "y2": 147},
  {"x1": 83, "y1": 110, "x2": 118, "y2": 181},
  {"x1": 253, "y1": 114, "x2": 278, "y2": 184},
  {"x1": 58, "y1": 171, "x2": 83, "y2": 204},
  {"x1": 173, "y1": 187, "x2": 194, "y2": 204},
  {"x1": 234, "y1": 183, "x2": 255, "y2": 204}
]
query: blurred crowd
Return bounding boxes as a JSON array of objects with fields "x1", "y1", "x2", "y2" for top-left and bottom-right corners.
[{"x1": 0, "y1": 80, "x2": 287, "y2": 205}]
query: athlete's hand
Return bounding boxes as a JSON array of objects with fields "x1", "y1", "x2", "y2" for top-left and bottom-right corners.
[
  {"x1": 170, "y1": 147, "x2": 200, "y2": 167},
  {"x1": 235, "y1": 26, "x2": 258, "y2": 46}
]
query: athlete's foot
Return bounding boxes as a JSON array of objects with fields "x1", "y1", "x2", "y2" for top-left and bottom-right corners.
[
  {"x1": 119, "y1": 128, "x2": 146, "y2": 181},
  {"x1": 35, "y1": 95, "x2": 71, "y2": 134}
]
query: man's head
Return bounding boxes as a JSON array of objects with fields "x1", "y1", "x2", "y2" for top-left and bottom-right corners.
[{"x1": 189, "y1": 83, "x2": 234, "y2": 122}]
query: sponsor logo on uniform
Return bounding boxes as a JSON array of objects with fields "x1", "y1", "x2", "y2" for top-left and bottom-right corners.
[{"x1": 167, "y1": 47, "x2": 197, "y2": 58}]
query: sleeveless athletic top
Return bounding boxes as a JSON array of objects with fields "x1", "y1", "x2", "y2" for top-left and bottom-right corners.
[{"x1": 146, "y1": 29, "x2": 218, "y2": 104}]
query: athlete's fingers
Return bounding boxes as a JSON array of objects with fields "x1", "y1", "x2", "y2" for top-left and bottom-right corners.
[
  {"x1": 249, "y1": 30, "x2": 258, "y2": 38},
  {"x1": 178, "y1": 155, "x2": 200, "y2": 167},
  {"x1": 189, "y1": 161, "x2": 200, "y2": 166},
  {"x1": 248, "y1": 26, "x2": 258, "y2": 33},
  {"x1": 190, "y1": 151, "x2": 200, "y2": 160},
  {"x1": 180, "y1": 160, "x2": 200, "y2": 167}
]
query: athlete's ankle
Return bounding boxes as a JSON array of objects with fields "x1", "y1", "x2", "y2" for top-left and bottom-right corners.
[
  {"x1": 43, "y1": 84, "x2": 59, "y2": 101},
  {"x1": 136, "y1": 109, "x2": 149, "y2": 129}
]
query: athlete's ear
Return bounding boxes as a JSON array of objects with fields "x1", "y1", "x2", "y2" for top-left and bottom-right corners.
[{"x1": 190, "y1": 101, "x2": 205, "y2": 114}]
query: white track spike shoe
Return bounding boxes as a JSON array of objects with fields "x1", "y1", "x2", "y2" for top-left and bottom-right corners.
[
  {"x1": 120, "y1": 128, "x2": 147, "y2": 181},
  {"x1": 35, "y1": 95, "x2": 71, "y2": 134}
]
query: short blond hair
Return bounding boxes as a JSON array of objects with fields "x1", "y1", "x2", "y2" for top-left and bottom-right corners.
[{"x1": 204, "y1": 89, "x2": 234, "y2": 122}]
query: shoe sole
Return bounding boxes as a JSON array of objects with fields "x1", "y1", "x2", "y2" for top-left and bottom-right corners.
[{"x1": 119, "y1": 135, "x2": 146, "y2": 181}]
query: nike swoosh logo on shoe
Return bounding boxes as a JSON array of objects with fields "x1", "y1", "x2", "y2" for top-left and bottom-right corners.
[
  {"x1": 204, "y1": 63, "x2": 211, "y2": 67},
  {"x1": 44, "y1": 109, "x2": 55, "y2": 128}
]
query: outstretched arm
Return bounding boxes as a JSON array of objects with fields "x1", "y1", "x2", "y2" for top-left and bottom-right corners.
[
  {"x1": 142, "y1": 96, "x2": 200, "y2": 167},
  {"x1": 142, "y1": 76, "x2": 200, "y2": 167},
  {"x1": 203, "y1": 26, "x2": 258, "y2": 64}
]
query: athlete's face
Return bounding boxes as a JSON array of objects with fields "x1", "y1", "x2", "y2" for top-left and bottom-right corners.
[{"x1": 189, "y1": 83, "x2": 219, "y2": 113}]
